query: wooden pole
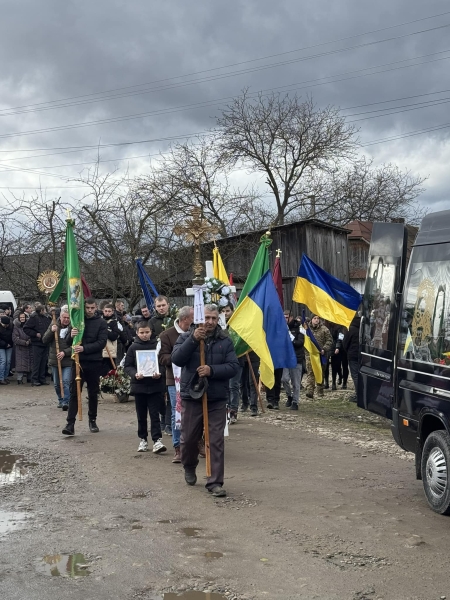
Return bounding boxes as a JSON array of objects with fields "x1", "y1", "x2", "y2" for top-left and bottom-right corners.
[
  {"x1": 199, "y1": 338, "x2": 212, "y2": 477},
  {"x1": 246, "y1": 352, "x2": 265, "y2": 413},
  {"x1": 51, "y1": 310, "x2": 65, "y2": 404},
  {"x1": 105, "y1": 344, "x2": 116, "y2": 370},
  {"x1": 74, "y1": 353, "x2": 82, "y2": 421}
]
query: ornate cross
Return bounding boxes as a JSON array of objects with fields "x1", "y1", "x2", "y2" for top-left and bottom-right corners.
[{"x1": 174, "y1": 207, "x2": 219, "y2": 283}]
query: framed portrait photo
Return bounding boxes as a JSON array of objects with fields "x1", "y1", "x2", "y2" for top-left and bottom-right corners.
[{"x1": 135, "y1": 350, "x2": 159, "y2": 377}]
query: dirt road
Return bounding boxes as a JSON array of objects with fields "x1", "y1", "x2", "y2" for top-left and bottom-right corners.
[{"x1": 1, "y1": 384, "x2": 449, "y2": 600}]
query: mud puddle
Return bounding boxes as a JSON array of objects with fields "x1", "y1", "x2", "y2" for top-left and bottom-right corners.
[
  {"x1": 0, "y1": 510, "x2": 28, "y2": 536},
  {"x1": 36, "y1": 553, "x2": 91, "y2": 577},
  {"x1": 180, "y1": 527, "x2": 201, "y2": 537},
  {"x1": 0, "y1": 450, "x2": 35, "y2": 486},
  {"x1": 204, "y1": 552, "x2": 223, "y2": 558},
  {"x1": 156, "y1": 593, "x2": 227, "y2": 599}
]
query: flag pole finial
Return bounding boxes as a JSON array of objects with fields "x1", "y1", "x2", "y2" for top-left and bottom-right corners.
[
  {"x1": 276, "y1": 249, "x2": 282, "y2": 258},
  {"x1": 66, "y1": 208, "x2": 72, "y2": 221}
]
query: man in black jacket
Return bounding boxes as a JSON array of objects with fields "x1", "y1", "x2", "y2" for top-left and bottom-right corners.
[
  {"x1": 171, "y1": 304, "x2": 239, "y2": 498},
  {"x1": 101, "y1": 303, "x2": 120, "y2": 374},
  {"x1": 62, "y1": 297, "x2": 108, "y2": 435},
  {"x1": 342, "y1": 314, "x2": 361, "y2": 402},
  {"x1": 149, "y1": 295, "x2": 170, "y2": 338},
  {"x1": 281, "y1": 314, "x2": 305, "y2": 410},
  {"x1": 24, "y1": 304, "x2": 52, "y2": 386}
]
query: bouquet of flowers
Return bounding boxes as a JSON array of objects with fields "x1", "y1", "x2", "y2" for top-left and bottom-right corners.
[
  {"x1": 99, "y1": 366, "x2": 131, "y2": 402},
  {"x1": 439, "y1": 352, "x2": 450, "y2": 367},
  {"x1": 203, "y1": 277, "x2": 234, "y2": 307}
]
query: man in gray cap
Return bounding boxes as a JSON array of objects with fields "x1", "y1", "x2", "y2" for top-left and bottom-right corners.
[{"x1": 171, "y1": 304, "x2": 239, "y2": 498}]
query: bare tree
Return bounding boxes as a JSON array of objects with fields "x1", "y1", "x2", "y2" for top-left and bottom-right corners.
[
  {"x1": 135, "y1": 136, "x2": 270, "y2": 237},
  {"x1": 218, "y1": 91, "x2": 357, "y2": 225},
  {"x1": 291, "y1": 157, "x2": 427, "y2": 226}
]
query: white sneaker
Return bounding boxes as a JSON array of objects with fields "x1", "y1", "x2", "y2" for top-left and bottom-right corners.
[
  {"x1": 137, "y1": 439, "x2": 148, "y2": 452},
  {"x1": 152, "y1": 439, "x2": 167, "y2": 454}
]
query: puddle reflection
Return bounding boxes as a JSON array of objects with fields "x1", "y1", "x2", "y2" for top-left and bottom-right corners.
[
  {"x1": 36, "y1": 553, "x2": 91, "y2": 577},
  {"x1": 0, "y1": 450, "x2": 35, "y2": 487},
  {"x1": 0, "y1": 510, "x2": 27, "y2": 536}
]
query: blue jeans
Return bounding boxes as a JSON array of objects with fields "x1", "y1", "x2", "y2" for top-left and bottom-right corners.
[
  {"x1": 167, "y1": 386, "x2": 181, "y2": 448},
  {"x1": 0, "y1": 348, "x2": 12, "y2": 381},
  {"x1": 229, "y1": 364, "x2": 242, "y2": 411},
  {"x1": 52, "y1": 365, "x2": 71, "y2": 405}
]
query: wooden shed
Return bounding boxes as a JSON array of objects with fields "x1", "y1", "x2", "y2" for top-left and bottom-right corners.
[{"x1": 166, "y1": 219, "x2": 350, "y2": 314}]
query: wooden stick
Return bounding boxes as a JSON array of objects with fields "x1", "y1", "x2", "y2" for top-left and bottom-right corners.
[
  {"x1": 51, "y1": 310, "x2": 65, "y2": 405},
  {"x1": 199, "y1": 338, "x2": 211, "y2": 477},
  {"x1": 246, "y1": 352, "x2": 265, "y2": 413},
  {"x1": 74, "y1": 353, "x2": 82, "y2": 421},
  {"x1": 105, "y1": 344, "x2": 116, "y2": 370}
]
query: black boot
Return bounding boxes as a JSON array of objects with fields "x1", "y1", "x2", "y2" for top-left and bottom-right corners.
[
  {"x1": 89, "y1": 420, "x2": 100, "y2": 433},
  {"x1": 62, "y1": 423, "x2": 75, "y2": 436},
  {"x1": 17, "y1": 379, "x2": 23, "y2": 385},
  {"x1": 342, "y1": 382, "x2": 347, "y2": 390},
  {"x1": 323, "y1": 381, "x2": 329, "y2": 389},
  {"x1": 332, "y1": 382, "x2": 337, "y2": 391},
  {"x1": 285, "y1": 396, "x2": 293, "y2": 407},
  {"x1": 185, "y1": 470, "x2": 197, "y2": 486}
]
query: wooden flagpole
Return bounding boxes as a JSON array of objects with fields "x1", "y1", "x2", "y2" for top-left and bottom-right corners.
[
  {"x1": 51, "y1": 310, "x2": 65, "y2": 404},
  {"x1": 105, "y1": 344, "x2": 116, "y2": 370},
  {"x1": 74, "y1": 353, "x2": 82, "y2": 420},
  {"x1": 199, "y1": 338, "x2": 211, "y2": 477},
  {"x1": 246, "y1": 353, "x2": 265, "y2": 413}
]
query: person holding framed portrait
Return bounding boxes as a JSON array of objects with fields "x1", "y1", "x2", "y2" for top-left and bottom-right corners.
[{"x1": 124, "y1": 320, "x2": 167, "y2": 454}]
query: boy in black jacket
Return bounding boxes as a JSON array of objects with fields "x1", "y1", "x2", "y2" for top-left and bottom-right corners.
[{"x1": 124, "y1": 321, "x2": 167, "y2": 454}]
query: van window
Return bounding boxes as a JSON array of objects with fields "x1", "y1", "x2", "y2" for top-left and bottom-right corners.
[
  {"x1": 362, "y1": 256, "x2": 396, "y2": 351},
  {"x1": 399, "y1": 242, "x2": 450, "y2": 366}
]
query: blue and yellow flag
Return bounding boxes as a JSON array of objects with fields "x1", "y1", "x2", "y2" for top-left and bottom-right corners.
[
  {"x1": 301, "y1": 312, "x2": 324, "y2": 384},
  {"x1": 228, "y1": 270, "x2": 296, "y2": 389},
  {"x1": 293, "y1": 255, "x2": 362, "y2": 328}
]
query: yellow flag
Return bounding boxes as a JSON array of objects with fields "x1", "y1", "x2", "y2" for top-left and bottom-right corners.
[{"x1": 213, "y1": 247, "x2": 229, "y2": 284}]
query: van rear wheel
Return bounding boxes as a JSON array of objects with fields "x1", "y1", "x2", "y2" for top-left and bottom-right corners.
[{"x1": 421, "y1": 430, "x2": 450, "y2": 515}]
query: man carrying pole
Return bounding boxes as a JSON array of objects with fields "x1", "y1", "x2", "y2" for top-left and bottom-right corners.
[
  {"x1": 172, "y1": 303, "x2": 238, "y2": 497},
  {"x1": 51, "y1": 216, "x2": 108, "y2": 436},
  {"x1": 173, "y1": 208, "x2": 238, "y2": 498},
  {"x1": 42, "y1": 307, "x2": 73, "y2": 409}
]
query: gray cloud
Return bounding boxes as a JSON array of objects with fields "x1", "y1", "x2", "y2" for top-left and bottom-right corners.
[{"x1": 0, "y1": 0, "x2": 449, "y2": 213}]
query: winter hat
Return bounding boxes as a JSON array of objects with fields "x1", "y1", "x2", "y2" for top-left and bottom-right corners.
[{"x1": 1, "y1": 316, "x2": 10, "y2": 325}]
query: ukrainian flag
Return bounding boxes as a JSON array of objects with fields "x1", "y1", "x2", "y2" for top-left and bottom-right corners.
[
  {"x1": 302, "y1": 315, "x2": 325, "y2": 384},
  {"x1": 228, "y1": 271, "x2": 297, "y2": 389},
  {"x1": 293, "y1": 255, "x2": 362, "y2": 328}
]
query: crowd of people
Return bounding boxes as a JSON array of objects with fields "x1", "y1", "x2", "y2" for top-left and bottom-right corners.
[{"x1": 0, "y1": 296, "x2": 359, "y2": 498}]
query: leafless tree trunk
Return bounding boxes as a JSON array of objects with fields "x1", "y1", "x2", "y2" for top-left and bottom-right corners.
[{"x1": 217, "y1": 91, "x2": 357, "y2": 225}]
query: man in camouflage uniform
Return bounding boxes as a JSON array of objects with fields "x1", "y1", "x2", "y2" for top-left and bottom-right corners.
[{"x1": 305, "y1": 315, "x2": 333, "y2": 399}]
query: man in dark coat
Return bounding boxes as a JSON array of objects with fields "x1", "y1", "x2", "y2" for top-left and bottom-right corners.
[
  {"x1": 149, "y1": 295, "x2": 170, "y2": 338},
  {"x1": 0, "y1": 315, "x2": 14, "y2": 385},
  {"x1": 281, "y1": 314, "x2": 305, "y2": 410},
  {"x1": 342, "y1": 314, "x2": 361, "y2": 402},
  {"x1": 62, "y1": 297, "x2": 108, "y2": 436},
  {"x1": 171, "y1": 304, "x2": 239, "y2": 498},
  {"x1": 42, "y1": 309, "x2": 73, "y2": 409},
  {"x1": 24, "y1": 304, "x2": 51, "y2": 386}
]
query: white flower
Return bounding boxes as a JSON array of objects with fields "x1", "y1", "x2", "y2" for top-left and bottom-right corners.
[
  {"x1": 221, "y1": 286, "x2": 230, "y2": 295},
  {"x1": 205, "y1": 293, "x2": 211, "y2": 302},
  {"x1": 218, "y1": 296, "x2": 229, "y2": 307},
  {"x1": 207, "y1": 282, "x2": 213, "y2": 289}
]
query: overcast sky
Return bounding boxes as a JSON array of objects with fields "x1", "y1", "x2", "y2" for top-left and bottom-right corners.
[{"x1": 1, "y1": 0, "x2": 449, "y2": 215}]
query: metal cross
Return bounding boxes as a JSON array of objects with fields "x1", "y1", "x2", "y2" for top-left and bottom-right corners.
[{"x1": 174, "y1": 207, "x2": 219, "y2": 282}]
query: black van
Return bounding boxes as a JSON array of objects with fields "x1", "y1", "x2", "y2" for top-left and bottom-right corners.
[{"x1": 358, "y1": 210, "x2": 450, "y2": 514}]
